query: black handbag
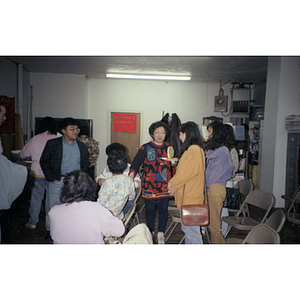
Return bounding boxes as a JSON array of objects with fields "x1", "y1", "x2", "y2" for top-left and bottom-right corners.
[{"x1": 223, "y1": 187, "x2": 241, "y2": 209}]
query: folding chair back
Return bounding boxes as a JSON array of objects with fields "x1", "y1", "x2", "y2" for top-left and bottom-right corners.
[
  {"x1": 242, "y1": 224, "x2": 280, "y2": 244},
  {"x1": 115, "y1": 195, "x2": 129, "y2": 218},
  {"x1": 236, "y1": 179, "x2": 254, "y2": 203},
  {"x1": 244, "y1": 189, "x2": 274, "y2": 223},
  {"x1": 287, "y1": 188, "x2": 300, "y2": 213},
  {"x1": 123, "y1": 186, "x2": 142, "y2": 228},
  {"x1": 265, "y1": 209, "x2": 286, "y2": 232}
]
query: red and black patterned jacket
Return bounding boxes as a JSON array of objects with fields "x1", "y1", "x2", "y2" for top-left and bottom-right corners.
[{"x1": 129, "y1": 141, "x2": 174, "y2": 200}]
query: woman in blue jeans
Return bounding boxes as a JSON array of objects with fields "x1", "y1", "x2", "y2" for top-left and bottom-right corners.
[{"x1": 168, "y1": 122, "x2": 206, "y2": 244}]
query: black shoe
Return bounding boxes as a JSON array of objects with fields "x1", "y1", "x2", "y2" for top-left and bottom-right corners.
[{"x1": 44, "y1": 231, "x2": 52, "y2": 242}]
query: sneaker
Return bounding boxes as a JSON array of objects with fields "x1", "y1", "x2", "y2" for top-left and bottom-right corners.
[
  {"x1": 25, "y1": 222, "x2": 36, "y2": 229},
  {"x1": 157, "y1": 232, "x2": 165, "y2": 244}
]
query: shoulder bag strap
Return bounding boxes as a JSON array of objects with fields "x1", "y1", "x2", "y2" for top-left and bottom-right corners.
[{"x1": 201, "y1": 148, "x2": 208, "y2": 205}]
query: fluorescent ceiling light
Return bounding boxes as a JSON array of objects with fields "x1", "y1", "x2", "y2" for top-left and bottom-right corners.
[{"x1": 106, "y1": 74, "x2": 191, "y2": 81}]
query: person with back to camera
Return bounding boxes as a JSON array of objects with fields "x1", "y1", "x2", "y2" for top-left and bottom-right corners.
[
  {"x1": 220, "y1": 124, "x2": 239, "y2": 235},
  {"x1": 168, "y1": 121, "x2": 206, "y2": 244},
  {"x1": 97, "y1": 149, "x2": 135, "y2": 219},
  {"x1": 78, "y1": 125, "x2": 99, "y2": 180},
  {"x1": 19, "y1": 116, "x2": 58, "y2": 230},
  {"x1": 205, "y1": 120, "x2": 233, "y2": 244},
  {"x1": 95, "y1": 142, "x2": 141, "y2": 189},
  {"x1": 129, "y1": 121, "x2": 175, "y2": 244},
  {"x1": 49, "y1": 170, "x2": 125, "y2": 244}
]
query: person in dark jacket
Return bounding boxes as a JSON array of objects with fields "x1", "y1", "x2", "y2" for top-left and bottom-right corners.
[{"x1": 40, "y1": 117, "x2": 89, "y2": 241}]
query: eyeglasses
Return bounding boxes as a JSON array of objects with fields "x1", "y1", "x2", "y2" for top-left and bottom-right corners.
[{"x1": 67, "y1": 128, "x2": 80, "y2": 133}]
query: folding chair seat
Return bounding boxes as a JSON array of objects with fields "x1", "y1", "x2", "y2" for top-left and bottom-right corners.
[
  {"x1": 226, "y1": 209, "x2": 285, "y2": 244},
  {"x1": 222, "y1": 189, "x2": 274, "y2": 240}
]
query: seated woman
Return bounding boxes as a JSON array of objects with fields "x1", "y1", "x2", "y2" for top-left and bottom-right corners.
[
  {"x1": 95, "y1": 143, "x2": 141, "y2": 188},
  {"x1": 97, "y1": 149, "x2": 136, "y2": 218},
  {"x1": 49, "y1": 170, "x2": 125, "y2": 244}
]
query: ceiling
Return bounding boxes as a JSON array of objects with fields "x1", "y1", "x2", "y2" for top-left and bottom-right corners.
[{"x1": 4, "y1": 56, "x2": 268, "y2": 84}]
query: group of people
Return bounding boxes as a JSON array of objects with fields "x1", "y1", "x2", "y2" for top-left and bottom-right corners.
[
  {"x1": 128, "y1": 117, "x2": 236, "y2": 244},
  {"x1": 1, "y1": 101, "x2": 239, "y2": 244},
  {"x1": 18, "y1": 116, "x2": 138, "y2": 243}
]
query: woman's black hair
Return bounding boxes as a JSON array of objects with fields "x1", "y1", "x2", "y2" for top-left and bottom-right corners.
[
  {"x1": 107, "y1": 150, "x2": 127, "y2": 174},
  {"x1": 205, "y1": 120, "x2": 227, "y2": 150},
  {"x1": 224, "y1": 124, "x2": 237, "y2": 150},
  {"x1": 148, "y1": 121, "x2": 169, "y2": 140},
  {"x1": 37, "y1": 116, "x2": 57, "y2": 135},
  {"x1": 105, "y1": 143, "x2": 126, "y2": 155},
  {"x1": 178, "y1": 121, "x2": 204, "y2": 156},
  {"x1": 60, "y1": 170, "x2": 97, "y2": 203}
]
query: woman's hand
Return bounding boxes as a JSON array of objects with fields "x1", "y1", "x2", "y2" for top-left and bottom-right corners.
[
  {"x1": 98, "y1": 178, "x2": 105, "y2": 186},
  {"x1": 168, "y1": 181, "x2": 176, "y2": 196}
]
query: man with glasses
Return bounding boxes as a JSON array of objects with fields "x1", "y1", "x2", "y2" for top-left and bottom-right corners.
[{"x1": 40, "y1": 117, "x2": 89, "y2": 241}]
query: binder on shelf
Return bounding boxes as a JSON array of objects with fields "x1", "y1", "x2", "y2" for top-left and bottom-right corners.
[{"x1": 233, "y1": 125, "x2": 245, "y2": 140}]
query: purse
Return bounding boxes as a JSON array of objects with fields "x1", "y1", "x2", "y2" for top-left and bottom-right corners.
[
  {"x1": 180, "y1": 151, "x2": 209, "y2": 226},
  {"x1": 223, "y1": 187, "x2": 241, "y2": 209},
  {"x1": 181, "y1": 203, "x2": 209, "y2": 226}
]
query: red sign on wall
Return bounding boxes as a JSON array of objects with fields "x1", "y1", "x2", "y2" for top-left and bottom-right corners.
[{"x1": 114, "y1": 113, "x2": 137, "y2": 132}]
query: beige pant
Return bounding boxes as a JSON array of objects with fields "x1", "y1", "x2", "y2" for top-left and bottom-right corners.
[{"x1": 207, "y1": 183, "x2": 226, "y2": 244}]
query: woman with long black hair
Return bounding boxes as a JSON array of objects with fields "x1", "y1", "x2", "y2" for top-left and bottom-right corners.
[
  {"x1": 168, "y1": 121, "x2": 205, "y2": 244},
  {"x1": 205, "y1": 121, "x2": 233, "y2": 244}
]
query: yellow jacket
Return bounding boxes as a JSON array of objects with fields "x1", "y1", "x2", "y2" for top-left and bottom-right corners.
[{"x1": 169, "y1": 145, "x2": 205, "y2": 208}]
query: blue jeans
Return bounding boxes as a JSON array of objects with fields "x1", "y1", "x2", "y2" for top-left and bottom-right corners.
[
  {"x1": 46, "y1": 178, "x2": 64, "y2": 231},
  {"x1": 144, "y1": 198, "x2": 169, "y2": 232},
  {"x1": 28, "y1": 177, "x2": 48, "y2": 226},
  {"x1": 180, "y1": 211, "x2": 203, "y2": 244}
]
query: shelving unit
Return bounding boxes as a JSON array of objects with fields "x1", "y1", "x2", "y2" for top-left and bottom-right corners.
[
  {"x1": 235, "y1": 140, "x2": 249, "y2": 180},
  {"x1": 285, "y1": 132, "x2": 300, "y2": 198},
  {"x1": 249, "y1": 121, "x2": 260, "y2": 165}
]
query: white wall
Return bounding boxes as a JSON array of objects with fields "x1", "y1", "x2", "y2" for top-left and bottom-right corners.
[
  {"x1": 87, "y1": 78, "x2": 227, "y2": 173},
  {"x1": 260, "y1": 56, "x2": 300, "y2": 207},
  {"x1": 30, "y1": 73, "x2": 87, "y2": 120}
]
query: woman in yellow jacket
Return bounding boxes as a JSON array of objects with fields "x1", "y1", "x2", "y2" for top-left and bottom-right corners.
[{"x1": 168, "y1": 121, "x2": 205, "y2": 244}]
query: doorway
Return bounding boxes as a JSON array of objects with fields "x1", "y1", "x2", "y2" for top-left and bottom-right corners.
[{"x1": 110, "y1": 112, "x2": 141, "y2": 163}]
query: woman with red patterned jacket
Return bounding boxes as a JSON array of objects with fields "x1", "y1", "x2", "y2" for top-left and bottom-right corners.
[{"x1": 129, "y1": 121, "x2": 175, "y2": 244}]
